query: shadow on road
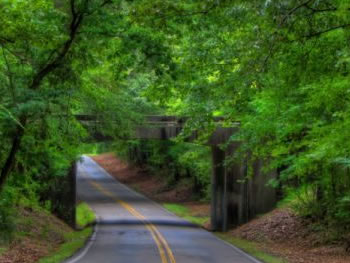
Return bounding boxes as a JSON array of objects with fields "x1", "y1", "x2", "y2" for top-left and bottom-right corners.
[{"x1": 96, "y1": 219, "x2": 200, "y2": 229}]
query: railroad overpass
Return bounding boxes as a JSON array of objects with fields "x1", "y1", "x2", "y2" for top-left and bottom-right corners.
[{"x1": 76, "y1": 115, "x2": 277, "y2": 232}]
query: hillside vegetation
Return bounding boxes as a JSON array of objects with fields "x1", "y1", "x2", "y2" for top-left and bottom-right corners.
[
  {"x1": 1, "y1": 0, "x2": 350, "y2": 254},
  {"x1": 0, "y1": 203, "x2": 93, "y2": 263}
]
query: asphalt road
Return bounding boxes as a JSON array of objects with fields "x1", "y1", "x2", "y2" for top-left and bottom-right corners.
[{"x1": 65, "y1": 156, "x2": 261, "y2": 263}]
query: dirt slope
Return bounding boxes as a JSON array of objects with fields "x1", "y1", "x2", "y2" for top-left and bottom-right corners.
[
  {"x1": 231, "y1": 209, "x2": 350, "y2": 263},
  {"x1": 0, "y1": 207, "x2": 72, "y2": 263}
]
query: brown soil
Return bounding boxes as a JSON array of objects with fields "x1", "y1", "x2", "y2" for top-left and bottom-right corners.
[
  {"x1": 231, "y1": 208, "x2": 350, "y2": 263},
  {"x1": 0, "y1": 207, "x2": 72, "y2": 263},
  {"x1": 91, "y1": 153, "x2": 210, "y2": 218},
  {"x1": 92, "y1": 153, "x2": 350, "y2": 263}
]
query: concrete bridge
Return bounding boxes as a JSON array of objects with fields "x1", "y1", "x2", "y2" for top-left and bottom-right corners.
[{"x1": 76, "y1": 115, "x2": 277, "y2": 232}]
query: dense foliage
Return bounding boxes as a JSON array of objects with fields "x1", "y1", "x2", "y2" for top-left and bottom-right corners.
[
  {"x1": 134, "y1": 0, "x2": 350, "y2": 231},
  {"x1": 116, "y1": 140, "x2": 212, "y2": 199},
  {"x1": 0, "y1": 0, "x2": 166, "y2": 238},
  {"x1": 1, "y1": 0, "x2": 350, "y2": 239},
  {"x1": 152, "y1": 0, "x2": 350, "y2": 230}
]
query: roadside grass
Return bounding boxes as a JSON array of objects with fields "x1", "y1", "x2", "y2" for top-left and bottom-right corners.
[
  {"x1": 215, "y1": 233, "x2": 287, "y2": 263},
  {"x1": 38, "y1": 202, "x2": 95, "y2": 263},
  {"x1": 163, "y1": 203, "x2": 286, "y2": 263},
  {"x1": 76, "y1": 202, "x2": 96, "y2": 229},
  {"x1": 163, "y1": 203, "x2": 209, "y2": 226},
  {"x1": 0, "y1": 232, "x2": 11, "y2": 256},
  {"x1": 38, "y1": 227, "x2": 92, "y2": 263},
  {"x1": 0, "y1": 247, "x2": 6, "y2": 256}
]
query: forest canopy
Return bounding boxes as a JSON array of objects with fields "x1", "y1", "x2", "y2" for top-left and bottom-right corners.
[{"x1": 1, "y1": 0, "x2": 350, "y2": 234}]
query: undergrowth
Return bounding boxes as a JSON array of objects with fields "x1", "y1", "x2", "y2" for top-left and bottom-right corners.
[
  {"x1": 76, "y1": 202, "x2": 96, "y2": 229},
  {"x1": 279, "y1": 186, "x2": 350, "y2": 243}
]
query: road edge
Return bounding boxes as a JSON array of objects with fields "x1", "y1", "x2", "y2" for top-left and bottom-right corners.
[
  {"x1": 62, "y1": 190, "x2": 100, "y2": 263},
  {"x1": 87, "y1": 155, "x2": 263, "y2": 263}
]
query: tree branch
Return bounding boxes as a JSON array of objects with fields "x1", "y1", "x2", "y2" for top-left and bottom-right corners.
[
  {"x1": 0, "y1": 116, "x2": 26, "y2": 192},
  {"x1": 0, "y1": 44, "x2": 28, "y2": 64},
  {"x1": 281, "y1": 0, "x2": 315, "y2": 25},
  {"x1": 30, "y1": 3, "x2": 84, "y2": 90},
  {"x1": 152, "y1": 2, "x2": 218, "y2": 20},
  {"x1": 70, "y1": 0, "x2": 77, "y2": 16},
  {"x1": 304, "y1": 4, "x2": 338, "y2": 13},
  {"x1": 303, "y1": 23, "x2": 350, "y2": 38},
  {"x1": 1, "y1": 46, "x2": 16, "y2": 102},
  {"x1": 0, "y1": 0, "x2": 115, "y2": 192},
  {"x1": 100, "y1": 0, "x2": 113, "y2": 9},
  {"x1": 0, "y1": 0, "x2": 87, "y2": 192},
  {"x1": 0, "y1": 36, "x2": 14, "y2": 44}
]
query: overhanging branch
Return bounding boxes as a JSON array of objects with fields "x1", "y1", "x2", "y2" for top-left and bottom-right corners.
[
  {"x1": 281, "y1": 0, "x2": 315, "y2": 25},
  {"x1": 303, "y1": 23, "x2": 350, "y2": 38}
]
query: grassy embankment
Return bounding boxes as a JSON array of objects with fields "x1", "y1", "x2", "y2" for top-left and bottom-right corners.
[
  {"x1": 215, "y1": 233, "x2": 286, "y2": 263},
  {"x1": 163, "y1": 203, "x2": 209, "y2": 225},
  {"x1": 38, "y1": 203, "x2": 96, "y2": 263},
  {"x1": 0, "y1": 202, "x2": 95, "y2": 263},
  {"x1": 163, "y1": 203, "x2": 286, "y2": 263}
]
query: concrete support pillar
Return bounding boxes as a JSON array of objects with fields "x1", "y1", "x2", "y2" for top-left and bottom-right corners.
[
  {"x1": 211, "y1": 146, "x2": 228, "y2": 232},
  {"x1": 222, "y1": 165, "x2": 228, "y2": 232}
]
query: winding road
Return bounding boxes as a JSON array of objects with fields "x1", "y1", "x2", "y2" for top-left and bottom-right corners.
[{"x1": 65, "y1": 156, "x2": 261, "y2": 263}]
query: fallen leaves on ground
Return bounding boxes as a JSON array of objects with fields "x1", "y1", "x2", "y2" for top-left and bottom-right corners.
[
  {"x1": 231, "y1": 209, "x2": 350, "y2": 263},
  {"x1": 0, "y1": 207, "x2": 71, "y2": 263}
]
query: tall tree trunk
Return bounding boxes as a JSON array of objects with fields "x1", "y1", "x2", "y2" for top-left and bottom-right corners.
[
  {"x1": 0, "y1": 125, "x2": 25, "y2": 192},
  {"x1": 0, "y1": 2, "x2": 84, "y2": 193}
]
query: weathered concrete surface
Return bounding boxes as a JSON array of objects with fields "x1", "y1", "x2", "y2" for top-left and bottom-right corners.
[
  {"x1": 76, "y1": 115, "x2": 237, "y2": 145},
  {"x1": 210, "y1": 144, "x2": 277, "y2": 231},
  {"x1": 65, "y1": 156, "x2": 262, "y2": 263}
]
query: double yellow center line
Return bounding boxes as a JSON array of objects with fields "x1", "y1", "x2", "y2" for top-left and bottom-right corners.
[{"x1": 83, "y1": 171, "x2": 176, "y2": 263}]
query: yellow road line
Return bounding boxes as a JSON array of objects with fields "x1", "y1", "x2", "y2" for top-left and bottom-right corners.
[
  {"x1": 149, "y1": 224, "x2": 176, "y2": 263},
  {"x1": 115, "y1": 198, "x2": 176, "y2": 263},
  {"x1": 84, "y1": 174, "x2": 175, "y2": 263},
  {"x1": 146, "y1": 224, "x2": 168, "y2": 263}
]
